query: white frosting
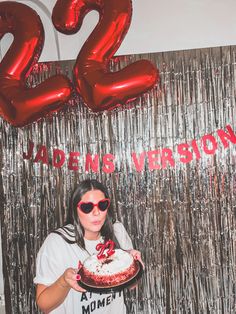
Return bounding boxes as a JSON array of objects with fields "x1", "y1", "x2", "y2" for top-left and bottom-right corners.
[{"x1": 83, "y1": 249, "x2": 134, "y2": 275}]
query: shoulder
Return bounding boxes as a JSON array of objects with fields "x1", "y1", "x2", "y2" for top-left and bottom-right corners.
[
  {"x1": 113, "y1": 221, "x2": 128, "y2": 233},
  {"x1": 51, "y1": 224, "x2": 76, "y2": 244},
  {"x1": 113, "y1": 221, "x2": 133, "y2": 250},
  {"x1": 38, "y1": 224, "x2": 75, "y2": 256},
  {"x1": 38, "y1": 232, "x2": 65, "y2": 256}
]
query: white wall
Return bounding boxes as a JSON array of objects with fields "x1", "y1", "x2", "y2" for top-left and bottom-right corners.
[{"x1": 1, "y1": 0, "x2": 236, "y2": 62}]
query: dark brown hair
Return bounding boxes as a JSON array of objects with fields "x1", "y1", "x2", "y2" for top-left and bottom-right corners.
[{"x1": 53, "y1": 179, "x2": 118, "y2": 250}]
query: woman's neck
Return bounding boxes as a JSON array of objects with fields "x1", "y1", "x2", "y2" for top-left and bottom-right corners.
[{"x1": 84, "y1": 232, "x2": 101, "y2": 240}]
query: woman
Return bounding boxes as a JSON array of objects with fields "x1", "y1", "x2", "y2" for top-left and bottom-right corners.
[{"x1": 34, "y1": 179, "x2": 143, "y2": 313}]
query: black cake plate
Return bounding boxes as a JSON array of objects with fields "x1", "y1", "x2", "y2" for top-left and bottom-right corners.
[{"x1": 77, "y1": 261, "x2": 143, "y2": 293}]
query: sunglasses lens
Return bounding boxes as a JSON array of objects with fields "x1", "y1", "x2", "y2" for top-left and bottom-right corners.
[
  {"x1": 98, "y1": 199, "x2": 110, "y2": 211},
  {"x1": 80, "y1": 202, "x2": 93, "y2": 213}
]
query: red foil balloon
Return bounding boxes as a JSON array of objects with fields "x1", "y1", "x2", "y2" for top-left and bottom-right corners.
[
  {"x1": 52, "y1": 0, "x2": 158, "y2": 112},
  {"x1": 0, "y1": 2, "x2": 72, "y2": 127}
]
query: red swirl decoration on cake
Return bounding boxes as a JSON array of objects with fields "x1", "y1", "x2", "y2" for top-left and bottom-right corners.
[{"x1": 96, "y1": 239, "x2": 115, "y2": 259}]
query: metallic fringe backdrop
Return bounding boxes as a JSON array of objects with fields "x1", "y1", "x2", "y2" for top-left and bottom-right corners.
[{"x1": 0, "y1": 46, "x2": 236, "y2": 313}]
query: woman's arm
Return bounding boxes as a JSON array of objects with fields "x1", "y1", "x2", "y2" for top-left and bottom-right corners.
[{"x1": 36, "y1": 267, "x2": 86, "y2": 313}]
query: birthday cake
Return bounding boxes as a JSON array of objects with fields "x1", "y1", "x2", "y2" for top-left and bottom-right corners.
[{"x1": 80, "y1": 247, "x2": 139, "y2": 287}]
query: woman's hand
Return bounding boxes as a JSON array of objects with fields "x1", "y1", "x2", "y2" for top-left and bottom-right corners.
[
  {"x1": 36, "y1": 263, "x2": 86, "y2": 312},
  {"x1": 59, "y1": 266, "x2": 86, "y2": 293},
  {"x1": 128, "y1": 249, "x2": 145, "y2": 269}
]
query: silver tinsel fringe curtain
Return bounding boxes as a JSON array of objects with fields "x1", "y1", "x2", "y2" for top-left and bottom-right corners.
[{"x1": 0, "y1": 46, "x2": 236, "y2": 313}]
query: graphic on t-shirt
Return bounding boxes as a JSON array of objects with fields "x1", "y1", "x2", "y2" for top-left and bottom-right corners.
[{"x1": 80, "y1": 291, "x2": 123, "y2": 314}]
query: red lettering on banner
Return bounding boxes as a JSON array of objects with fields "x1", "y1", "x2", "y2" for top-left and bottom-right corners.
[
  {"x1": 23, "y1": 140, "x2": 34, "y2": 159},
  {"x1": 85, "y1": 154, "x2": 99, "y2": 172},
  {"x1": 177, "y1": 143, "x2": 193, "y2": 163},
  {"x1": 161, "y1": 148, "x2": 175, "y2": 168},
  {"x1": 22, "y1": 124, "x2": 236, "y2": 172},
  {"x1": 147, "y1": 150, "x2": 161, "y2": 170},
  {"x1": 33, "y1": 145, "x2": 49, "y2": 164},
  {"x1": 102, "y1": 154, "x2": 115, "y2": 174},
  {"x1": 217, "y1": 125, "x2": 236, "y2": 148},
  {"x1": 53, "y1": 149, "x2": 66, "y2": 168},
  {"x1": 201, "y1": 134, "x2": 218, "y2": 154},
  {"x1": 68, "y1": 152, "x2": 80, "y2": 171},
  {"x1": 191, "y1": 140, "x2": 201, "y2": 159}
]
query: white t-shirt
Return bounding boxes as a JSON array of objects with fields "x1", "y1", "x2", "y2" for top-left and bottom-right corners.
[{"x1": 34, "y1": 222, "x2": 133, "y2": 314}]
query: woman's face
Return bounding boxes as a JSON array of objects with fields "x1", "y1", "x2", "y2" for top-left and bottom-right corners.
[{"x1": 77, "y1": 189, "x2": 108, "y2": 240}]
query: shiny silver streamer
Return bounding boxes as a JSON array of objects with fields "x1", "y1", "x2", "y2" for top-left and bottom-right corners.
[{"x1": 0, "y1": 46, "x2": 236, "y2": 313}]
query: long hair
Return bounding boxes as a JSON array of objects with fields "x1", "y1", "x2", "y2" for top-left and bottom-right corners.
[{"x1": 53, "y1": 179, "x2": 118, "y2": 250}]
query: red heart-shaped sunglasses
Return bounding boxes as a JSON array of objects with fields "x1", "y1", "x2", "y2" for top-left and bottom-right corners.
[{"x1": 77, "y1": 198, "x2": 110, "y2": 214}]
